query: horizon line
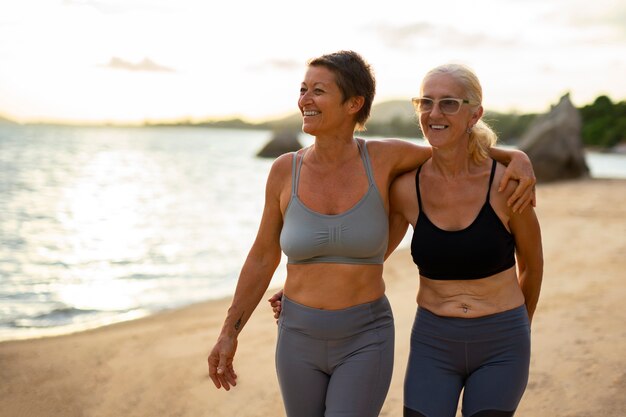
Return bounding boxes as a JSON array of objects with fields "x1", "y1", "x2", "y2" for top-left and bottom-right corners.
[{"x1": 1, "y1": 93, "x2": 623, "y2": 127}]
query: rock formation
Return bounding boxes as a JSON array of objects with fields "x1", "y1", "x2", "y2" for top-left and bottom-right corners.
[
  {"x1": 257, "y1": 130, "x2": 303, "y2": 158},
  {"x1": 517, "y1": 93, "x2": 590, "y2": 182}
]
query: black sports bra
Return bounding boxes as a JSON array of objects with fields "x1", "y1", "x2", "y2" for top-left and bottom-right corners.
[{"x1": 410, "y1": 159, "x2": 515, "y2": 280}]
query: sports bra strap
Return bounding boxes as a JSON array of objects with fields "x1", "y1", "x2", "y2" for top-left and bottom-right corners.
[
  {"x1": 356, "y1": 138, "x2": 375, "y2": 186},
  {"x1": 290, "y1": 151, "x2": 298, "y2": 196},
  {"x1": 292, "y1": 148, "x2": 310, "y2": 196},
  {"x1": 486, "y1": 159, "x2": 497, "y2": 203},
  {"x1": 415, "y1": 165, "x2": 424, "y2": 210},
  {"x1": 416, "y1": 160, "x2": 495, "y2": 206}
]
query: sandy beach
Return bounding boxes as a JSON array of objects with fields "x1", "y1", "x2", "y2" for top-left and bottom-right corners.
[{"x1": 1, "y1": 178, "x2": 625, "y2": 417}]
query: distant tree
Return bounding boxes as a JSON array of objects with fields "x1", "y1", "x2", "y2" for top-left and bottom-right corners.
[
  {"x1": 364, "y1": 116, "x2": 420, "y2": 139},
  {"x1": 580, "y1": 96, "x2": 626, "y2": 148},
  {"x1": 484, "y1": 111, "x2": 537, "y2": 144},
  {"x1": 158, "y1": 95, "x2": 625, "y2": 151}
]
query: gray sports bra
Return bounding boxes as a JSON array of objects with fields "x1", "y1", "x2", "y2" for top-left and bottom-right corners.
[{"x1": 279, "y1": 139, "x2": 388, "y2": 265}]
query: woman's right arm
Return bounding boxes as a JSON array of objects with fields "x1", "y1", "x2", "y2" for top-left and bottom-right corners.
[
  {"x1": 385, "y1": 170, "x2": 418, "y2": 259},
  {"x1": 499, "y1": 174, "x2": 543, "y2": 325},
  {"x1": 208, "y1": 155, "x2": 288, "y2": 390},
  {"x1": 509, "y1": 205, "x2": 543, "y2": 324}
]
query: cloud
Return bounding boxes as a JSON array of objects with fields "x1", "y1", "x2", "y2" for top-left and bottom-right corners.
[
  {"x1": 246, "y1": 58, "x2": 303, "y2": 72},
  {"x1": 371, "y1": 22, "x2": 435, "y2": 48},
  {"x1": 63, "y1": 0, "x2": 173, "y2": 14},
  {"x1": 102, "y1": 57, "x2": 175, "y2": 72},
  {"x1": 372, "y1": 22, "x2": 520, "y2": 50},
  {"x1": 575, "y1": 4, "x2": 626, "y2": 40},
  {"x1": 64, "y1": 0, "x2": 128, "y2": 14},
  {"x1": 538, "y1": 0, "x2": 626, "y2": 43}
]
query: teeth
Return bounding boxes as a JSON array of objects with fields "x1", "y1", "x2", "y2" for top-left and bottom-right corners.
[
  {"x1": 303, "y1": 111, "x2": 320, "y2": 116},
  {"x1": 431, "y1": 124, "x2": 447, "y2": 130}
]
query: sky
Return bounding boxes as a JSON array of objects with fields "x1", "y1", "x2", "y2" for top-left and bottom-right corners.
[{"x1": 1, "y1": 0, "x2": 625, "y2": 124}]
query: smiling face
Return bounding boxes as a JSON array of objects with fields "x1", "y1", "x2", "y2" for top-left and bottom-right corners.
[
  {"x1": 298, "y1": 65, "x2": 361, "y2": 137},
  {"x1": 419, "y1": 72, "x2": 482, "y2": 149}
]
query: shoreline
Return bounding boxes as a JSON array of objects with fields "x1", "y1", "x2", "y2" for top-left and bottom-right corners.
[{"x1": 1, "y1": 178, "x2": 625, "y2": 416}]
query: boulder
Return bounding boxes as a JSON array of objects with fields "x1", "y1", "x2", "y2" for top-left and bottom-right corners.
[
  {"x1": 257, "y1": 130, "x2": 303, "y2": 158},
  {"x1": 517, "y1": 94, "x2": 590, "y2": 182}
]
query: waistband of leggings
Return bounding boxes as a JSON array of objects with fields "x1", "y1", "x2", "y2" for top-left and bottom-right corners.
[
  {"x1": 280, "y1": 294, "x2": 393, "y2": 340},
  {"x1": 413, "y1": 305, "x2": 529, "y2": 342}
]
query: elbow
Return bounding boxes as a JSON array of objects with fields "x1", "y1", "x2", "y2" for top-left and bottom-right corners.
[
  {"x1": 248, "y1": 246, "x2": 282, "y2": 271},
  {"x1": 517, "y1": 260, "x2": 543, "y2": 286},
  {"x1": 517, "y1": 249, "x2": 543, "y2": 277},
  {"x1": 261, "y1": 250, "x2": 282, "y2": 271}
]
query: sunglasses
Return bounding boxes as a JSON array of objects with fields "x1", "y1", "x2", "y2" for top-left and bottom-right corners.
[{"x1": 411, "y1": 97, "x2": 472, "y2": 115}]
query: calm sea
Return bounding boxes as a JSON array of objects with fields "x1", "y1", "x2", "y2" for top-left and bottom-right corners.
[{"x1": 1, "y1": 125, "x2": 624, "y2": 341}]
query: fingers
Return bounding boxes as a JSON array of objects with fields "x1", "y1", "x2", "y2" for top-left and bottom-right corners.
[
  {"x1": 517, "y1": 186, "x2": 537, "y2": 213},
  {"x1": 208, "y1": 347, "x2": 237, "y2": 391},
  {"x1": 268, "y1": 291, "x2": 282, "y2": 321},
  {"x1": 268, "y1": 291, "x2": 283, "y2": 325},
  {"x1": 272, "y1": 300, "x2": 281, "y2": 313},
  {"x1": 272, "y1": 300, "x2": 282, "y2": 320},
  {"x1": 217, "y1": 356, "x2": 237, "y2": 390},
  {"x1": 498, "y1": 169, "x2": 512, "y2": 192},
  {"x1": 509, "y1": 187, "x2": 527, "y2": 213},
  {"x1": 507, "y1": 177, "x2": 536, "y2": 213},
  {"x1": 208, "y1": 355, "x2": 223, "y2": 389},
  {"x1": 514, "y1": 197, "x2": 531, "y2": 214},
  {"x1": 267, "y1": 289, "x2": 284, "y2": 304},
  {"x1": 212, "y1": 355, "x2": 237, "y2": 391}
]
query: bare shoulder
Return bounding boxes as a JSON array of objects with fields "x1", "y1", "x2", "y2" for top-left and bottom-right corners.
[
  {"x1": 266, "y1": 152, "x2": 296, "y2": 191},
  {"x1": 492, "y1": 161, "x2": 518, "y2": 213},
  {"x1": 270, "y1": 152, "x2": 294, "y2": 173}
]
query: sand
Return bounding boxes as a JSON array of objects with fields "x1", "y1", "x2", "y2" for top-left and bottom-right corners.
[{"x1": 1, "y1": 178, "x2": 625, "y2": 417}]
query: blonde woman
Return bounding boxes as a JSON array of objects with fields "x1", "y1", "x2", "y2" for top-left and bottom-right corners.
[{"x1": 388, "y1": 64, "x2": 543, "y2": 417}]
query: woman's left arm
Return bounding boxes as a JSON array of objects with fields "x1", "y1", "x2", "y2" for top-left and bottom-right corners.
[
  {"x1": 373, "y1": 140, "x2": 536, "y2": 213},
  {"x1": 489, "y1": 148, "x2": 537, "y2": 213},
  {"x1": 509, "y1": 205, "x2": 544, "y2": 324}
]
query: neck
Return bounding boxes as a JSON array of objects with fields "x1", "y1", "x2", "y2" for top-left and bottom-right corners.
[
  {"x1": 429, "y1": 142, "x2": 473, "y2": 178},
  {"x1": 310, "y1": 135, "x2": 358, "y2": 164}
]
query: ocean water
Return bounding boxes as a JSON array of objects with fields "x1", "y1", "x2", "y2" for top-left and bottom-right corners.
[
  {"x1": 0, "y1": 125, "x2": 287, "y2": 340},
  {"x1": 0, "y1": 125, "x2": 624, "y2": 341}
]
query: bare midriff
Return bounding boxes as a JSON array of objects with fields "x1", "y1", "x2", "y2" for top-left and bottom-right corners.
[
  {"x1": 417, "y1": 266, "x2": 525, "y2": 318},
  {"x1": 284, "y1": 263, "x2": 385, "y2": 310}
]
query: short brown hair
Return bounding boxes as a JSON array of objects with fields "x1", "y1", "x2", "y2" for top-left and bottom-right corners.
[{"x1": 308, "y1": 50, "x2": 376, "y2": 131}]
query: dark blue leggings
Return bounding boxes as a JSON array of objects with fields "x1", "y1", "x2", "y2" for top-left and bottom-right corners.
[
  {"x1": 276, "y1": 295, "x2": 394, "y2": 417},
  {"x1": 404, "y1": 305, "x2": 531, "y2": 417}
]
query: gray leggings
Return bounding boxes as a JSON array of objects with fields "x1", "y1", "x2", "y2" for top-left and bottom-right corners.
[
  {"x1": 404, "y1": 305, "x2": 531, "y2": 417},
  {"x1": 276, "y1": 295, "x2": 395, "y2": 417}
]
